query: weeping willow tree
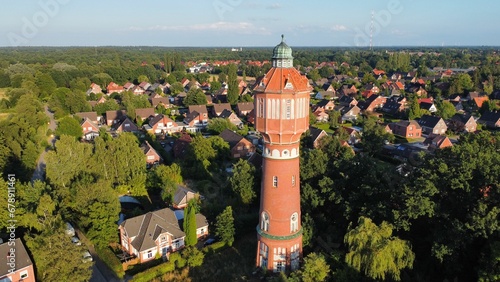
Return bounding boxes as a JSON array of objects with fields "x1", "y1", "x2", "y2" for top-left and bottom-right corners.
[{"x1": 344, "y1": 217, "x2": 415, "y2": 281}]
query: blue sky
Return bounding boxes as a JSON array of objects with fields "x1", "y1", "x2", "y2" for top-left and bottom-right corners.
[{"x1": 1, "y1": 0, "x2": 499, "y2": 47}]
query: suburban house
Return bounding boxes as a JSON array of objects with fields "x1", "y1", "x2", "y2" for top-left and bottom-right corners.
[
  {"x1": 106, "y1": 82, "x2": 124, "y2": 94},
  {"x1": 119, "y1": 208, "x2": 209, "y2": 263},
  {"x1": 314, "y1": 91, "x2": 337, "y2": 100},
  {"x1": 80, "y1": 118, "x2": 100, "y2": 141},
  {"x1": 478, "y1": 111, "x2": 500, "y2": 128},
  {"x1": 87, "y1": 83, "x2": 102, "y2": 95},
  {"x1": 173, "y1": 186, "x2": 200, "y2": 209},
  {"x1": 390, "y1": 120, "x2": 422, "y2": 138},
  {"x1": 112, "y1": 117, "x2": 139, "y2": 133},
  {"x1": 106, "y1": 110, "x2": 126, "y2": 126},
  {"x1": 135, "y1": 108, "x2": 155, "y2": 122},
  {"x1": 219, "y1": 129, "x2": 256, "y2": 158},
  {"x1": 340, "y1": 105, "x2": 361, "y2": 123},
  {"x1": 76, "y1": 111, "x2": 100, "y2": 125},
  {"x1": 183, "y1": 111, "x2": 207, "y2": 130},
  {"x1": 143, "y1": 114, "x2": 176, "y2": 134},
  {"x1": 358, "y1": 95, "x2": 386, "y2": 112},
  {"x1": 123, "y1": 82, "x2": 135, "y2": 91},
  {"x1": 173, "y1": 133, "x2": 193, "y2": 159},
  {"x1": 381, "y1": 98, "x2": 406, "y2": 116},
  {"x1": 312, "y1": 108, "x2": 329, "y2": 122},
  {"x1": 0, "y1": 238, "x2": 35, "y2": 282},
  {"x1": 449, "y1": 114, "x2": 477, "y2": 132},
  {"x1": 236, "y1": 102, "x2": 254, "y2": 117},
  {"x1": 141, "y1": 141, "x2": 161, "y2": 167},
  {"x1": 314, "y1": 99, "x2": 335, "y2": 111},
  {"x1": 219, "y1": 109, "x2": 243, "y2": 127},
  {"x1": 340, "y1": 126, "x2": 361, "y2": 145},
  {"x1": 419, "y1": 101, "x2": 437, "y2": 113},
  {"x1": 417, "y1": 115, "x2": 447, "y2": 135},
  {"x1": 338, "y1": 96, "x2": 358, "y2": 107},
  {"x1": 308, "y1": 127, "x2": 328, "y2": 149},
  {"x1": 212, "y1": 103, "x2": 232, "y2": 117},
  {"x1": 424, "y1": 134, "x2": 453, "y2": 151},
  {"x1": 150, "y1": 97, "x2": 170, "y2": 108}
]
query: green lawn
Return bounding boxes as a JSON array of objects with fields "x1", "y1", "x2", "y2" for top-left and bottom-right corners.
[{"x1": 313, "y1": 123, "x2": 335, "y2": 134}]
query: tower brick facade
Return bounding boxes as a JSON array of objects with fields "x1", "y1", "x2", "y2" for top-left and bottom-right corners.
[{"x1": 254, "y1": 35, "x2": 311, "y2": 272}]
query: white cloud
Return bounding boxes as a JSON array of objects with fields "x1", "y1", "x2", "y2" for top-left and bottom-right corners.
[
  {"x1": 267, "y1": 3, "x2": 282, "y2": 9},
  {"x1": 332, "y1": 24, "x2": 348, "y2": 31},
  {"x1": 128, "y1": 22, "x2": 270, "y2": 34}
]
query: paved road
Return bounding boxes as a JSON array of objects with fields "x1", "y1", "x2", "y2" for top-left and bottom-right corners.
[{"x1": 31, "y1": 105, "x2": 57, "y2": 183}]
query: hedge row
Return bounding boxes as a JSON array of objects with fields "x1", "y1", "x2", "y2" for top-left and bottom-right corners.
[
  {"x1": 130, "y1": 253, "x2": 183, "y2": 282},
  {"x1": 96, "y1": 247, "x2": 126, "y2": 279}
]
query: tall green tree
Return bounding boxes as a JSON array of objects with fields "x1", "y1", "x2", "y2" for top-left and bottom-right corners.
[
  {"x1": 184, "y1": 199, "x2": 198, "y2": 246},
  {"x1": 300, "y1": 253, "x2": 331, "y2": 282},
  {"x1": 25, "y1": 227, "x2": 92, "y2": 282},
  {"x1": 55, "y1": 116, "x2": 83, "y2": 140},
  {"x1": 436, "y1": 100, "x2": 456, "y2": 120},
  {"x1": 229, "y1": 159, "x2": 256, "y2": 205},
  {"x1": 227, "y1": 64, "x2": 239, "y2": 104},
  {"x1": 362, "y1": 117, "x2": 394, "y2": 156},
  {"x1": 183, "y1": 88, "x2": 207, "y2": 106},
  {"x1": 344, "y1": 216, "x2": 415, "y2": 281},
  {"x1": 408, "y1": 96, "x2": 422, "y2": 120},
  {"x1": 215, "y1": 206, "x2": 235, "y2": 246},
  {"x1": 207, "y1": 118, "x2": 237, "y2": 134}
]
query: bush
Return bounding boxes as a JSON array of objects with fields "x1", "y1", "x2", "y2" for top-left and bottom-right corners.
[
  {"x1": 129, "y1": 261, "x2": 176, "y2": 282},
  {"x1": 202, "y1": 241, "x2": 228, "y2": 254},
  {"x1": 95, "y1": 247, "x2": 125, "y2": 279}
]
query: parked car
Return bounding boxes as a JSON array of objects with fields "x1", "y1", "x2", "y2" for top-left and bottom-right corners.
[
  {"x1": 203, "y1": 237, "x2": 219, "y2": 246},
  {"x1": 82, "y1": 251, "x2": 93, "y2": 263},
  {"x1": 65, "y1": 222, "x2": 75, "y2": 237},
  {"x1": 71, "y1": 236, "x2": 81, "y2": 246}
]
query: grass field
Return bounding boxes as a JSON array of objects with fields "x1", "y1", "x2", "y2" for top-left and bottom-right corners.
[{"x1": 0, "y1": 88, "x2": 6, "y2": 99}]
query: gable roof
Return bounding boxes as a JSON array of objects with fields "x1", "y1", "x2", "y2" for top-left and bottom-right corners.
[
  {"x1": 237, "y1": 102, "x2": 254, "y2": 112},
  {"x1": 450, "y1": 113, "x2": 473, "y2": 124},
  {"x1": 151, "y1": 97, "x2": 169, "y2": 107},
  {"x1": 75, "y1": 111, "x2": 98, "y2": 122},
  {"x1": 173, "y1": 185, "x2": 198, "y2": 208},
  {"x1": 417, "y1": 115, "x2": 443, "y2": 128},
  {"x1": 0, "y1": 238, "x2": 33, "y2": 277},
  {"x1": 478, "y1": 111, "x2": 500, "y2": 123},
  {"x1": 106, "y1": 110, "x2": 126, "y2": 122},
  {"x1": 219, "y1": 129, "x2": 245, "y2": 149},
  {"x1": 188, "y1": 105, "x2": 208, "y2": 115},
  {"x1": 141, "y1": 141, "x2": 159, "y2": 156},
  {"x1": 213, "y1": 103, "x2": 232, "y2": 115},
  {"x1": 135, "y1": 108, "x2": 155, "y2": 120},
  {"x1": 395, "y1": 120, "x2": 421, "y2": 129},
  {"x1": 121, "y1": 208, "x2": 186, "y2": 252},
  {"x1": 309, "y1": 126, "x2": 327, "y2": 143},
  {"x1": 253, "y1": 67, "x2": 311, "y2": 94},
  {"x1": 149, "y1": 114, "x2": 174, "y2": 127}
]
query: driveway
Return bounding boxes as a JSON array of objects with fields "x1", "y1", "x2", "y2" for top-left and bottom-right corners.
[{"x1": 31, "y1": 105, "x2": 57, "y2": 183}]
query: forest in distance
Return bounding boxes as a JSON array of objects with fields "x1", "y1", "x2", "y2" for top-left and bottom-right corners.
[{"x1": 0, "y1": 45, "x2": 498, "y2": 282}]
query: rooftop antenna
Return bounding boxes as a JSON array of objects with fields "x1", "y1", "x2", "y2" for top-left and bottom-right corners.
[{"x1": 370, "y1": 10, "x2": 374, "y2": 50}]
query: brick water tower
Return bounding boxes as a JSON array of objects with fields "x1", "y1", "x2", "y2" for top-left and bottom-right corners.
[{"x1": 254, "y1": 35, "x2": 311, "y2": 272}]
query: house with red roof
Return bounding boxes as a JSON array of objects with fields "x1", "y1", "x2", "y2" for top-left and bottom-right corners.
[{"x1": 106, "y1": 82, "x2": 124, "y2": 95}]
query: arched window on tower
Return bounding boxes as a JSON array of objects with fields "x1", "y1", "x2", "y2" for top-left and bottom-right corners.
[
  {"x1": 273, "y1": 176, "x2": 278, "y2": 187},
  {"x1": 261, "y1": 212, "x2": 270, "y2": 232},
  {"x1": 290, "y1": 212, "x2": 298, "y2": 233}
]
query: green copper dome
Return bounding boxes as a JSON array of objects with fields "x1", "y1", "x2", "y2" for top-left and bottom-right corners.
[{"x1": 272, "y1": 34, "x2": 293, "y2": 59}]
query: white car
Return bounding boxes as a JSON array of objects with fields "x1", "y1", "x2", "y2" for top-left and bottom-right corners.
[
  {"x1": 82, "y1": 251, "x2": 93, "y2": 263},
  {"x1": 65, "y1": 222, "x2": 75, "y2": 237},
  {"x1": 71, "y1": 236, "x2": 81, "y2": 246}
]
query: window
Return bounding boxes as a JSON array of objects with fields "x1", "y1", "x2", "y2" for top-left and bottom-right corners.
[
  {"x1": 276, "y1": 261, "x2": 285, "y2": 272},
  {"x1": 290, "y1": 212, "x2": 298, "y2": 233},
  {"x1": 147, "y1": 250, "x2": 153, "y2": 258},
  {"x1": 20, "y1": 270, "x2": 29, "y2": 279},
  {"x1": 258, "y1": 98, "x2": 264, "y2": 118},
  {"x1": 273, "y1": 176, "x2": 278, "y2": 187},
  {"x1": 286, "y1": 99, "x2": 292, "y2": 119},
  {"x1": 292, "y1": 175, "x2": 296, "y2": 187},
  {"x1": 261, "y1": 212, "x2": 270, "y2": 231}
]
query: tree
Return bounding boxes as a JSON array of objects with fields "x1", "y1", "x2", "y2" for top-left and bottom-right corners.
[
  {"x1": 35, "y1": 71, "x2": 57, "y2": 99},
  {"x1": 436, "y1": 100, "x2": 456, "y2": 120},
  {"x1": 207, "y1": 118, "x2": 237, "y2": 134},
  {"x1": 362, "y1": 117, "x2": 394, "y2": 156},
  {"x1": 215, "y1": 206, "x2": 235, "y2": 246},
  {"x1": 55, "y1": 116, "x2": 83, "y2": 140},
  {"x1": 300, "y1": 253, "x2": 331, "y2": 282},
  {"x1": 329, "y1": 110, "x2": 341, "y2": 128},
  {"x1": 344, "y1": 217, "x2": 415, "y2": 281},
  {"x1": 137, "y1": 74, "x2": 149, "y2": 83},
  {"x1": 148, "y1": 164, "x2": 183, "y2": 203},
  {"x1": 184, "y1": 200, "x2": 198, "y2": 246},
  {"x1": 229, "y1": 159, "x2": 256, "y2": 205},
  {"x1": 25, "y1": 227, "x2": 92, "y2": 282},
  {"x1": 72, "y1": 178, "x2": 121, "y2": 248},
  {"x1": 227, "y1": 64, "x2": 239, "y2": 105},
  {"x1": 182, "y1": 245, "x2": 205, "y2": 267},
  {"x1": 183, "y1": 88, "x2": 207, "y2": 106},
  {"x1": 408, "y1": 96, "x2": 422, "y2": 120},
  {"x1": 210, "y1": 80, "x2": 222, "y2": 92}
]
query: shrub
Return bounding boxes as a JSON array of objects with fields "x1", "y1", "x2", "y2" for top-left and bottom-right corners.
[{"x1": 95, "y1": 247, "x2": 125, "y2": 279}]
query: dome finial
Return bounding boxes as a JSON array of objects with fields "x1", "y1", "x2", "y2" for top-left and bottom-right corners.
[{"x1": 281, "y1": 34, "x2": 284, "y2": 42}]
